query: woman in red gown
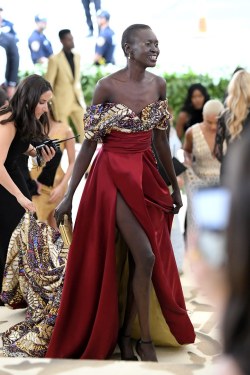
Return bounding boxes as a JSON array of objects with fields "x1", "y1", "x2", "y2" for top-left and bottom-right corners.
[{"x1": 46, "y1": 24, "x2": 195, "y2": 361}]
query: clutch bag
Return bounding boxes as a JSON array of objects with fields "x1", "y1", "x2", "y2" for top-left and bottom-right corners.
[{"x1": 59, "y1": 215, "x2": 73, "y2": 247}]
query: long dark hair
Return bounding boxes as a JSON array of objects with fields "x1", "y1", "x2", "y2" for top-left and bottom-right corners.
[
  {"x1": 0, "y1": 74, "x2": 52, "y2": 142},
  {"x1": 222, "y1": 132, "x2": 250, "y2": 375},
  {"x1": 181, "y1": 83, "x2": 210, "y2": 113}
]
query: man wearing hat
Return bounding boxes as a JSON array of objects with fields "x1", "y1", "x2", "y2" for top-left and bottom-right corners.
[
  {"x1": 94, "y1": 10, "x2": 115, "y2": 65},
  {"x1": 0, "y1": 7, "x2": 18, "y2": 41},
  {"x1": 28, "y1": 15, "x2": 53, "y2": 64}
]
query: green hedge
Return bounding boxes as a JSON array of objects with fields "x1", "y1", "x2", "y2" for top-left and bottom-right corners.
[{"x1": 19, "y1": 65, "x2": 229, "y2": 124}]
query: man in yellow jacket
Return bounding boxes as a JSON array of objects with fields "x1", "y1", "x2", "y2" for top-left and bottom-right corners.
[{"x1": 45, "y1": 29, "x2": 85, "y2": 142}]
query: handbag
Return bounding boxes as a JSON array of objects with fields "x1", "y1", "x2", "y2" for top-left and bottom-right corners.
[
  {"x1": 164, "y1": 156, "x2": 187, "y2": 186},
  {"x1": 157, "y1": 155, "x2": 186, "y2": 186},
  {"x1": 59, "y1": 215, "x2": 73, "y2": 247},
  {"x1": 173, "y1": 156, "x2": 187, "y2": 176}
]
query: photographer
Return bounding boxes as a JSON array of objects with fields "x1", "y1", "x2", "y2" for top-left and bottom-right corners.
[{"x1": 0, "y1": 74, "x2": 56, "y2": 299}]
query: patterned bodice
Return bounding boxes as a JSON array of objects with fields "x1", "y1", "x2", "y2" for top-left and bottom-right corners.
[
  {"x1": 192, "y1": 123, "x2": 220, "y2": 182},
  {"x1": 84, "y1": 100, "x2": 171, "y2": 141}
]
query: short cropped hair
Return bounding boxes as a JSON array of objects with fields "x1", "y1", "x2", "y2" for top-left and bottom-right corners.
[
  {"x1": 203, "y1": 99, "x2": 224, "y2": 117},
  {"x1": 59, "y1": 29, "x2": 71, "y2": 40},
  {"x1": 121, "y1": 24, "x2": 151, "y2": 56}
]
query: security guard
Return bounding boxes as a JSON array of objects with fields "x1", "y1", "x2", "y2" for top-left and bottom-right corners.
[
  {"x1": 0, "y1": 30, "x2": 19, "y2": 98},
  {"x1": 28, "y1": 15, "x2": 53, "y2": 64},
  {"x1": 94, "y1": 10, "x2": 115, "y2": 65},
  {"x1": 0, "y1": 7, "x2": 18, "y2": 41}
]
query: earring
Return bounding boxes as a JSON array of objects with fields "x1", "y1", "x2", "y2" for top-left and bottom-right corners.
[{"x1": 128, "y1": 54, "x2": 131, "y2": 60}]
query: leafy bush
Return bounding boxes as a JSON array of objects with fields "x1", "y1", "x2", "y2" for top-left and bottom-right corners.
[{"x1": 162, "y1": 71, "x2": 229, "y2": 119}]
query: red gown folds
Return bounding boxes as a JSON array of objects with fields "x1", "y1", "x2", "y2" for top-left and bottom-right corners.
[{"x1": 46, "y1": 101, "x2": 195, "y2": 359}]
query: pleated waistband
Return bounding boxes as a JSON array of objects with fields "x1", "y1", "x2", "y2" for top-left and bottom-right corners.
[{"x1": 102, "y1": 130, "x2": 152, "y2": 153}]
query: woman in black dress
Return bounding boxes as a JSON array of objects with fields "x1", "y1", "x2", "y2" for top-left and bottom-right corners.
[
  {"x1": 175, "y1": 83, "x2": 210, "y2": 140},
  {"x1": 0, "y1": 74, "x2": 55, "y2": 299}
]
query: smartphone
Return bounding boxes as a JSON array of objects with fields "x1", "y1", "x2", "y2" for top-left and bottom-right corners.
[{"x1": 192, "y1": 186, "x2": 231, "y2": 267}]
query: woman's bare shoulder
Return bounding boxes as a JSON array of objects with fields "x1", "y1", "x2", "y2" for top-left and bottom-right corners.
[{"x1": 98, "y1": 69, "x2": 126, "y2": 85}]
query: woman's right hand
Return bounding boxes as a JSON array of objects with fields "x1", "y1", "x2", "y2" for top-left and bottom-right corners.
[
  {"x1": 54, "y1": 196, "x2": 73, "y2": 227},
  {"x1": 17, "y1": 195, "x2": 36, "y2": 212}
]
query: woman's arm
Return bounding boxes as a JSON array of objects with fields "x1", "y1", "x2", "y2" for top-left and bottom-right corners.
[
  {"x1": 55, "y1": 139, "x2": 97, "y2": 224},
  {"x1": 213, "y1": 115, "x2": 226, "y2": 162},
  {"x1": 182, "y1": 127, "x2": 193, "y2": 167},
  {"x1": 175, "y1": 111, "x2": 189, "y2": 140},
  {"x1": 153, "y1": 128, "x2": 183, "y2": 213},
  {"x1": 49, "y1": 128, "x2": 76, "y2": 203},
  {"x1": 0, "y1": 121, "x2": 36, "y2": 211},
  {"x1": 54, "y1": 79, "x2": 111, "y2": 225}
]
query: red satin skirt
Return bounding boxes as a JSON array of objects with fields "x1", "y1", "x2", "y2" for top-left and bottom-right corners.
[{"x1": 46, "y1": 130, "x2": 195, "y2": 359}]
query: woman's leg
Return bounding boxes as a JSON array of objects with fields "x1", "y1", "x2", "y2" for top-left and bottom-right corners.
[
  {"x1": 48, "y1": 210, "x2": 57, "y2": 229},
  {"x1": 116, "y1": 192, "x2": 157, "y2": 361},
  {"x1": 118, "y1": 253, "x2": 137, "y2": 360}
]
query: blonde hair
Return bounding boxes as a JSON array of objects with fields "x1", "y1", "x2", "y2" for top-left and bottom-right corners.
[
  {"x1": 226, "y1": 70, "x2": 250, "y2": 140},
  {"x1": 203, "y1": 99, "x2": 224, "y2": 117}
]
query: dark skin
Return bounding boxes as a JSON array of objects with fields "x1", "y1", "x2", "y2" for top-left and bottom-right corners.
[{"x1": 55, "y1": 27, "x2": 182, "y2": 362}]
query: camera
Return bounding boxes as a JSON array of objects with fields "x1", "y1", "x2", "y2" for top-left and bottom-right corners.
[{"x1": 35, "y1": 135, "x2": 79, "y2": 167}]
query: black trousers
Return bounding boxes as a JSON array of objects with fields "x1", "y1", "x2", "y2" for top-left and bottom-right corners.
[{"x1": 81, "y1": 0, "x2": 101, "y2": 31}]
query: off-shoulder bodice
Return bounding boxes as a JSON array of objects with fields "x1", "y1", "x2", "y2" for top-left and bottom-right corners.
[{"x1": 84, "y1": 100, "x2": 171, "y2": 141}]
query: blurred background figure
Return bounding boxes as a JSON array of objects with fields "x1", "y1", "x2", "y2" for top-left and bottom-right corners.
[
  {"x1": 168, "y1": 121, "x2": 186, "y2": 274},
  {"x1": 182, "y1": 99, "x2": 224, "y2": 245},
  {"x1": 81, "y1": 0, "x2": 101, "y2": 37},
  {"x1": 216, "y1": 131, "x2": 250, "y2": 375},
  {"x1": 30, "y1": 103, "x2": 76, "y2": 229},
  {"x1": 0, "y1": 15, "x2": 19, "y2": 98},
  {"x1": 45, "y1": 29, "x2": 85, "y2": 143},
  {"x1": 94, "y1": 9, "x2": 115, "y2": 65},
  {"x1": 0, "y1": 6, "x2": 18, "y2": 41},
  {"x1": 28, "y1": 14, "x2": 53, "y2": 65},
  {"x1": 189, "y1": 131, "x2": 250, "y2": 375},
  {"x1": 0, "y1": 86, "x2": 8, "y2": 107},
  {"x1": 214, "y1": 70, "x2": 250, "y2": 178},
  {"x1": 176, "y1": 83, "x2": 210, "y2": 140}
]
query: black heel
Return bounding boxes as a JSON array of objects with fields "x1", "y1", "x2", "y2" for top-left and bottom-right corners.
[
  {"x1": 136, "y1": 339, "x2": 157, "y2": 362},
  {"x1": 118, "y1": 332, "x2": 138, "y2": 361}
]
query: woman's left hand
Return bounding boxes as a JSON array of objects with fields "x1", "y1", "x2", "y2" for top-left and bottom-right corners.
[
  {"x1": 171, "y1": 189, "x2": 183, "y2": 214},
  {"x1": 40, "y1": 146, "x2": 56, "y2": 162},
  {"x1": 49, "y1": 185, "x2": 65, "y2": 203}
]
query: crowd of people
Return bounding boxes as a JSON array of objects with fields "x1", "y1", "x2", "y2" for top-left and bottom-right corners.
[
  {"x1": 0, "y1": 9, "x2": 250, "y2": 375},
  {"x1": 0, "y1": 3, "x2": 116, "y2": 104}
]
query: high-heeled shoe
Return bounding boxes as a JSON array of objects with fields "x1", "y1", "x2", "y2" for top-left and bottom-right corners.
[
  {"x1": 136, "y1": 339, "x2": 158, "y2": 362},
  {"x1": 118, "y1": 333, "x2": 138, "y2": 361}
]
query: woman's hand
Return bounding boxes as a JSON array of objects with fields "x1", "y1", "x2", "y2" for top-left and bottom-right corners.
[
  {"x1": 40, "y1": 146, "x2": 56, "y2": 162},
  {"x1": 54, "y1": 196, "x2": 72, "y2": 227},
  {"x1": 49, "y1": 184, "x2": 65, "y2": 204},
  {"x1": 16, "y1": 195, "x2": 36, "y2": 212},
  {"x1": 171, "y1": 189, "x2": 183, "y2": 214}
]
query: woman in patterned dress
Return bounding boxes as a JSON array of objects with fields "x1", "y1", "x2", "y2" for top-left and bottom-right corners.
[
  {"x1": 0, "y1": 75, "x2": 55, "y2": 300},
  {"x1": 46, "y1": 24, "x2": 195, "y2": 361},
  {"x1": 182, "y1": 99, "x2": 224, "y2": 245}
]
